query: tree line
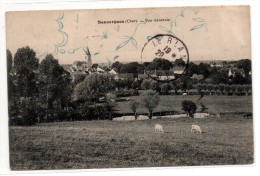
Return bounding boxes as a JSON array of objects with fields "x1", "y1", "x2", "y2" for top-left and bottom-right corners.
[
  {"x1": 7, "y1": 47, "x2": 161, "y2": 125},
  {"x1": 7, "y1": 46, "x2": 252, "y2": 126},
  {"x1": 140, "y1": 80, "x2": 252, "y2": 96}
]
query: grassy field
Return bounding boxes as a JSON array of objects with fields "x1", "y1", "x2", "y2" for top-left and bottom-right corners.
[
  {"x1": 9, "y1": 115, "x2": 254, "y2": 170},
  {"x1": 116, "y1": 95, "x2": 253, "y2": 114}
]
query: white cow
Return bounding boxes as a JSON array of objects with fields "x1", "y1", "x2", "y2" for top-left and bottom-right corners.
[
  {"x1": 191, "y1": 125, "x2": 202, "y2": 134},
  {"x1": 182, "y1": 93, "x2": 187, "y2": 96},
  {"x1": 155, "y1": 124, "x2": 164, "y2": 133}
]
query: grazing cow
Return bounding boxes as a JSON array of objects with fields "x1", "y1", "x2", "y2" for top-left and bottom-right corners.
[
  {"x1": 191, "y1": 125, "x2": 202, "y2": 134},
  {"x1": 182, "y1": 93, "x2": 187, "y2": 96},
  {"x1": 155, "y1": 124, "x2": 164, "y2": 133}
]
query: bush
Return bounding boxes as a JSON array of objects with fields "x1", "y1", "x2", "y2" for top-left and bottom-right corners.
[
  {"x1": 76, "y1": 103, "x2": 116, "y2": 120},
  {"x1": 160, "y1": 83, "x2": 172, "y2": 95},
  {"x1": 182, "y1": 100, "x2": 197, "y2": 118},
  {"x1": 141, "y1": 80, "x2": 150, "y2": 90},
  {"x1": 9, "y1": 97, "x2": 38, "y2": 126}
]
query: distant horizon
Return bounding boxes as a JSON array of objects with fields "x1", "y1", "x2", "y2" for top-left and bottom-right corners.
[{"x1": 58, "y1": 57, "x2": 250, "y2": 66}]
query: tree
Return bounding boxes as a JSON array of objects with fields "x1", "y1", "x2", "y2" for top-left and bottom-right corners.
[
  {"x1": 129, "y1": 99, "x2": 140, "y2": 120},
  {"x1": 105, "y1": 93, "x2": 117, "y2": 120},
  {"x1": 243, "y1": 84, "x2": 251, "y2": 96},
  {"x1": 174, "y1": 58, "x2": 185, "y2": 67},
  {"x1": 150, "y1": 81, "x2": 159, "y2": 92},
  {"x1": 236, "y1": 85, "x2": 243, "y2": 95},
  {"x1": 237, "y1": 59, "x2": 251, "y2": 77},
  {"x1": 141, "y1": 79, "x2": 150, "y2": 90},
  {"x1": 7, "y1": 49, "x2": 13, "y2": 73},
  {"x1": 14, "y1": 46, "x2": 39, "y2": 97},
  {"x1": 14, "y1": 46, "x2": 39, "y2": 72},
  {"x1": 10, "y1": 97, "x2": 39, "y2": 126},
  {"x1": 73, "y1": 73, "x2": 115, "y2": 102},
  {"x1": 233, "y1": 73, "x2": 247, "y2": 84},
  {"x1": 224, "y1": 85, "x2": 232, "y2": 95},
  {"x1": 7, "y1": 49, "x2": 15, "y2": 99},
  {"x1": 73, "y1": 74, "x2": 86, "y2": 85},
  {"x1": 207, "y1": 83, "x2": 214, "y2": 95},
  {"x1": 92, "y1": 63, "x2": 99, "y2": 69},
  {"x1": 219, "y1": 83, "x2": 225, "y2": 95},
  {"x1": 197, "y1": 62, "x2": 210, "y2": 78},
  {"x1": 210, "y1": 68, "x2": 229, "y2": 84},
  {"x1": 120, "y1": 62, "x2": 142, "y2": 73},
  {"x1": 201, "y1": 83, "x2": 207, "y2": 93},
  {"x1": 39, "y1": 54, "x2": 72, "y2": 121},
  {"x1": 142, "y1": 90, "x2": 160, "y2": 119},
  {"x1": 112, "y1": 61, "x2": 123, "y2": 73},
  {"x1": 182, "y1": 100, "x2": 197, "y2": 118},
  {"x1": 230, "y1": 85, "x2": 236, "y2": 95},
  {"x1": 195, "y1": 83, "x2": 202, "y2": 94},
  {"x1": 146, "y1": 58, "x2": 173, "y2": 70},
  {"x1": 160, "y1": 83, "x2": 172, "y2": 95}
]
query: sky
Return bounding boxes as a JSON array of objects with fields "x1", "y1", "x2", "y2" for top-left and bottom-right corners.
[{"x1": 6, "y1": 6, "x2": 251, "y2": 65}]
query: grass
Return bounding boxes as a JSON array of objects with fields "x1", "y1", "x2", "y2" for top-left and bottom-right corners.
[
  {"x1": 9, "y1": 115, "x2": 254, "y2": 170},
  {"x1": 116, "y1": 95, "x2": 253, "y2": 114}
]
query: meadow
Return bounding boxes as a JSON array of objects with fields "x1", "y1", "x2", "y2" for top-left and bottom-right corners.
[
  {"x1": 9, "y1": 115, "x2": 253, "y2": 170},
  {"x1": 116, "y1": 95, "x2": 253, "y2": 114}
]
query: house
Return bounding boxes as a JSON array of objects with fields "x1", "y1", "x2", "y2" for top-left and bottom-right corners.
[
  {"x1": 228, "y1": 68, "x2": 245, "y2": 77},
  {"x1": 170, "y1": 66, "x2": 185, "y2": 74},
  {"x1": 210, "y1": 62, "x2": 224, "y2": 68},
  {"x1": 109, "y1": 69, "x2": 117, "y2": 75},
  {"x1": 191, "y1": 74, "x2": 204, "y2": 80},
  {"x1": 138, "y1": 74, "x2": 149, "y2": 80}
]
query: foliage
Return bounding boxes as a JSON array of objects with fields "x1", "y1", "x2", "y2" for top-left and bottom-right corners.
[
  {"x1": 142, "y1": 90, "x2": 160, "y2": 119},
  {"x1": 146, "y1": 58, "x2": 173, "y2": 70},
  {"x1": 92, "y1": 63, "x2": 99, "y2": 69},
  {"x1": 7, "y1": 49, "x2": 13, "y2": 73},
  {"x1": 129, "y1": 99, "x2": 140, "y2": 120},
  {"x1": 73, "y1": 73, "x2": 115, "y2": 102},
  {"x1": 73, "y1": 74, "x2": 86, "y2": 85},
  {"x1": 38, "y1": 54, "x2": 72, "y2": 120},
  {"x1": 14, "y1": 46, "x2": 39, "y2": 72},
  {"x1": 116, "y1": 89, "x2": 139, "y2": 97},
  {"x1": 160, "y1": 83, "x2": 172, "y2": 95},
  {"x1": 182, "y1": 100, "x2": 197, "y2": 117},
  {"x1": 174, "y1": 58, "x2": 186, "y2": 67},
  {"x1": 149, "y1": 81, "x2": 160, "y2": 92},
  {"x1": 105, "y1": 93, "x2": 118, "y2": 120},
  {"x1": 237, "y1": 59, "x2": 251, "y2": 77},
  {"x1": 13, "y1": 46, "x2": 39, "y2": 97},
  {"x1": 112, "y1": 61, "x2": 123, "y2": 73},
  {"x1": 120, "y1": 62, "x2": 144, "y2": 74},
  {"x1": 141, "y1": 79, "x2": 150, "y2": 90},
  {"x1": 9, "y1": 97, "x2": 39, "y2": 126}
]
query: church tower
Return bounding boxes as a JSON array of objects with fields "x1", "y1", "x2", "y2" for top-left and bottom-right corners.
[{"x1": 84, "y1": 47, "x2": 92, "y2": 69}]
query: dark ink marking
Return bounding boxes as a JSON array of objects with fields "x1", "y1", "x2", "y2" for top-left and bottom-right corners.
[{"x1": 141, "y1": 34, "x2": 189, "y2": 82}]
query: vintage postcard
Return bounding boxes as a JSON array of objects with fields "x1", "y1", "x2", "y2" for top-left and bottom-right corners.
[{"x1": 5, "y1": 6, "x2": 253, "y2": 170}]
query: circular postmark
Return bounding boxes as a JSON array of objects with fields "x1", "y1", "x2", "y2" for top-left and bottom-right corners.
[{"x1": 141, "y1": 34, "x2": 189, "y2": 82}]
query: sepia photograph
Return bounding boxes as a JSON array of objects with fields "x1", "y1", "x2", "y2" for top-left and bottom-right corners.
[{"x1": 5, "y1": 5, "x2": 253, "y2": 170}]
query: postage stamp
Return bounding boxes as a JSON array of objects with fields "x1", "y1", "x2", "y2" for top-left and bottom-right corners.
[{"x1": 4, "y1": 5, "x2": 253, "y2": 171}]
